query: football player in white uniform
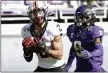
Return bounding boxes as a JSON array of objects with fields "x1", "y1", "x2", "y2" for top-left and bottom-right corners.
[{"x1": 21, "y1": 1, "x2": 67, "y2": 72}]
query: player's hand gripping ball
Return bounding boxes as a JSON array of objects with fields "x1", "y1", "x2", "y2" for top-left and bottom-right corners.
[
  {"x1": 22, "y1": 36, "x2": 40, "y2": 53},
  {"x1": 22, "y1": 37, "x2": 37, "y2": 48}
]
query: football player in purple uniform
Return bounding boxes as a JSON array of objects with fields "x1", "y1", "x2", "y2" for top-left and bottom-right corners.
[{"x1": 66, "y1": 5, "x2": 105, "y2": 72}]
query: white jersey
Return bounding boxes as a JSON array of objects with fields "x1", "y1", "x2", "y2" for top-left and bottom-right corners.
[{"x1": 21, "y1": 21, "x2": 65, "y2": 68}]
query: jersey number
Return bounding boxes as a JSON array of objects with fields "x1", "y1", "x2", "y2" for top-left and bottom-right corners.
[
  {"x1": 74, "y1": 41, "x2": 82, "y2": 57},
  {"x1": 57, "y1": 24, "x2": 62, "y2": 31}
]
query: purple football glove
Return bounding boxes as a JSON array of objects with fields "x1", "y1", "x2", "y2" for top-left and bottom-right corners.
[{"x1": 81, "y1": 49, "x2": 92, "y2": 59}]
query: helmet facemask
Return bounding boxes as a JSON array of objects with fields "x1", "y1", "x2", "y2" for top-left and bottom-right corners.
[
  {"x1": 29, "y1": 7, "x2": 46, "y2": 25},
  {"x1": 75, "y1": 5, "x2": 96, "y2": 29},
  {"x1": 27, "y1": 1, "x2": 48, "y2": 26}
]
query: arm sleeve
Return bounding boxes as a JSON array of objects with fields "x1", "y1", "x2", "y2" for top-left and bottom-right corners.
[
  {"x1": 67, "y1": 46, "x2": 75, "y2": 66},
  {"x1": 90, "y1": 44, "x2": 103, "y2": 57},
  {"x1": 91, "y1": 27, "x2": 104, "y2": 57},
  {"x1": 66, "y1": 25, "x2": 75, "y2": 66}
]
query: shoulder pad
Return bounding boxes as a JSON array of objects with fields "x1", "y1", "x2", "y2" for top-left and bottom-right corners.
[
  {"x1": 47, "y1": 21, "x2": 62, "y2": 40},
  {"x1": 21, "y1": 24, "x2": 31, "y2": 38},
  {"x1": 92, "y1": 25, "x2": 104, "y2": 39},
  {"x1": 67, "y1": 24, "x2": 75, "y2": 41}
]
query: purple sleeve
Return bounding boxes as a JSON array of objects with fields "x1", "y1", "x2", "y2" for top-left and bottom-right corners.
[
  {"x1": 66, "y1": 24, "x2": 75, "y2": 66},
  {"x1": 90, "y1": 44, "x2": 103, "y2": 57},
  {"x1": 91, "y1": 26, "x2": 104, "y2": 57},
  {"x1": 67, "y1": 46, "x2": 75, "y2": 66}
]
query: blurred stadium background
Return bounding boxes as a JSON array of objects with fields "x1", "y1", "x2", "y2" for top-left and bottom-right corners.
[{"x1": 1, "y1": 0, "x2": 108, "y2": 71}]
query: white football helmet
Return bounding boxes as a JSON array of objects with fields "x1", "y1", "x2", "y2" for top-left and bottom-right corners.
[{"x1": 27, "y1": 1, "x2": 48, "y2": 24}]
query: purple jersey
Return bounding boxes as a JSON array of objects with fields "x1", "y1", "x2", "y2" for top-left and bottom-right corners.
[{"x1": 67, "y1": 24, "x2": 104, "y2": 71}]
